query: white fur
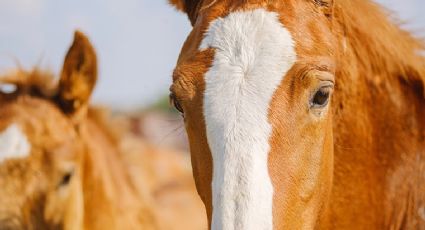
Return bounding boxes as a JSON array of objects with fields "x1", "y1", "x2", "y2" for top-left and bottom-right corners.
[
  {"x1": 0, "y1": 124, "x2": 31, "y2": 162},
  {"x1": 200, "y1": 9, "x2": 297, "y2": 230}
]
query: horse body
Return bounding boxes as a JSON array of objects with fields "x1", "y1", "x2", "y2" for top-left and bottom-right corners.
[
  {"x1": 78, "y1": 113, "x2": 158, "y2": 229},
  {"x1": 169, "y1": 0, "x2": 425, "y2": 229}
]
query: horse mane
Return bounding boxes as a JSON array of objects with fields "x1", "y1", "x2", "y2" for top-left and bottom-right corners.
[
  {"x1": 87, "y1": 107, "x2": 128, "y2": 144},
  {"x1": 334, "y1": 0, "x2": 425, "y2": 96},
  {"x1": 0, "y1": 68, "x2": 58, "y2": 98},
  {"x1": 0, "y1": 68, "x2": 124, "y2": 143}
]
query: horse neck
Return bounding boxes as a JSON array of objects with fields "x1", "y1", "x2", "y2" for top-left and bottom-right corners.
[
  {"x1": 327, "y1": 1, "x2": 425, "y2": 227},
  {"x1": 78, "y1": 118, "x2": 156, "y2": 229}
]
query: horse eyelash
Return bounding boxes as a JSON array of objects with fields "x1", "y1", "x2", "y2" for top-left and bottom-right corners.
[{"x1": 314, "y1": 0, "x2": 330, "y2": 7}]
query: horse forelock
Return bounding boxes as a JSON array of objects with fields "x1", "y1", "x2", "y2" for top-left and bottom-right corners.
[{"x1": 0, "y1": 68, "x2": 58, "y2": 99}]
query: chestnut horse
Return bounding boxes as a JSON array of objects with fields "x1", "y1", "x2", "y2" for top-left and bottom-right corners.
[
  {"x1": 0, "y1": 32, "x2": 158, "y2": 229},
  {"x1": 168, "y1": 0, "x2": 425, "y2": 229}
]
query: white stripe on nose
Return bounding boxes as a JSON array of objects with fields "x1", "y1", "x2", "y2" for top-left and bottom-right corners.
[{"x1": 201, "y1": 9, "x2": 297, "y2": 230}]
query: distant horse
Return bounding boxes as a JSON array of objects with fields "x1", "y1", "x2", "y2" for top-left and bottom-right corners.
[
  {"x1": 0, "y1": 31, "x2": 158, "y2": 229},
  {"x1": 168, "y1": 0, "x2": 425, "y2": 229}
]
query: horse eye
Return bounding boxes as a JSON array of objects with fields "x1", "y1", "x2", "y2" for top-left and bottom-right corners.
[
  {"x1": 169, "y1": 93, "x2": 184, "y2": 114},
  {"x1": 58, "y1": 171, "x2": 73, "y2": 188},
  {"x1": 311, "y1": 86, "x2": 332, "y2": 108}
]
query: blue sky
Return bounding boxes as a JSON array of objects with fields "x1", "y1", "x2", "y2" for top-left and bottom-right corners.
[{"x1": 0, "y1": 0, "x2": 424, "y2": 109}]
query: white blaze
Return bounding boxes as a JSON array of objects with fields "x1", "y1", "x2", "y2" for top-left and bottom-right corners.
[
  {"x1": 0, "y1": 124, "x2": 31, "y2": 162},
  {"x1": 201, "y1": 9, "x2": 297, "y2": 230}
]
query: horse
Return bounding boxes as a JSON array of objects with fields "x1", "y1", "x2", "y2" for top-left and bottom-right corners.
[
  {"x1": 120, "y1": 125, "x2": 208, "y2": 230},
  {"x1": 0, "y1": 31, "x2": 158, "y2": 230},
  {"x1": 167, "y1": 0, "x2": 425, "y2": 229}
]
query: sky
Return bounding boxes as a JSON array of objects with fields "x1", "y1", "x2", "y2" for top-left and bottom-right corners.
[{"x1": 0, "y1": 0, "x2": 424, "y2": 109}]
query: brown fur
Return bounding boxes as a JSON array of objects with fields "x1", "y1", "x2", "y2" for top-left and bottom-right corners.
[
  {"x1": 0, "y1": 32, "x2": 158, "y2": 230},
  {"x1": 169, "y1": 0, "x2": 425, "y2": 229},
  {"x1": 168, "y1": 0, "x2": 205, "y2": 25}
]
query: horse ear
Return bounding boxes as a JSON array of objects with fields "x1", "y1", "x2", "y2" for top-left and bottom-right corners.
[
  {"x1": 58, "y1": 31, "x2": 97, "y2": 117},
  {"x1": 168, "y1": 0, "x2": 202, "y2": 26},
  {"x1": 314, "y1": 0, "x2": 333, "y2": 17}
]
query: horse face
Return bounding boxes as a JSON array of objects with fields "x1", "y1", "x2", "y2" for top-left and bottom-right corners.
[
  {"x1": 0, "y1": 31, "x2": 96, "y2": 230},
  {"x1": 170, "y1": 0, "x2": 337, "y2": 228},
  {"x1": 0, "y1": 100, "x2": 84, "y2": 230}
]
